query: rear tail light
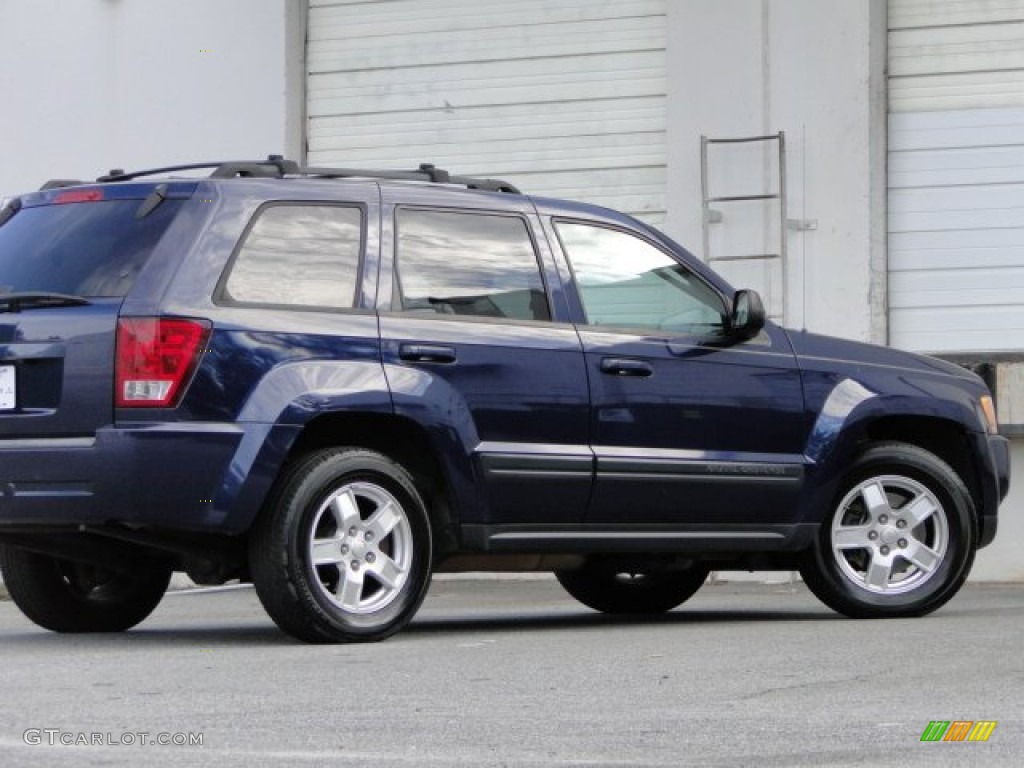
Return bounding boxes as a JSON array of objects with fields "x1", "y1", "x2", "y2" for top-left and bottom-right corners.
[{"x1": 116, "y1": 317, "x2": 211, "y2": 408}]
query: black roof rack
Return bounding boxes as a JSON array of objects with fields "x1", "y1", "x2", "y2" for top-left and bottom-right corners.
[
  {"x1": 80, "y1": 155, "x2": 521, "y2": 194},
  {"x1": 97, "y1": 156, "x2": 300, "y2": 182},
  {"x1": 297, "y1": 162, "x2": 521, "y2": 194}
]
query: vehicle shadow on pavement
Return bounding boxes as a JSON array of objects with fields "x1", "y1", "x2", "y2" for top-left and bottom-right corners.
[
  {"x1": 0, "y1": 624, "x2": 287, "y2": 647},
  {"x1": 405, "y1": 607, "x2": 839, "y2": 637},
  {"x1": 0, "y1": 607, "x2": 839, "y2": 647}
]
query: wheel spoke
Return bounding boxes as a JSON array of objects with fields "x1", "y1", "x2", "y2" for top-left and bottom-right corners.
[
  {"x1": 834, "y1": 525, "x2": 872, "y2": 550},
  {"x1": 304, "y1": 479, "x2": 415, "y2": 616},
  {"x1": 365, "y1": 501, "x2": 402, "y2": 540},
  {"x1": 865, "y1": 554, "x2": 892, "y2": 590},
  {"x1": 334, "y1": 567, "x2": 364, "y2": 611},
  {"x1": 367, "y1": 552, "x2": 405, "y2": 590},
  {"x1": 860, "y1": 481, "x2": 891, "y2": 520},
  {"x1": 901, "y1": 493, "x2": 938, "y2": 528},
  {"x1": 902, "y1": 538, "x2": 941, "y2": 573},
  {"x1": 829, "y1": 472, "x2": 951, "y2": 598},
  {"x1": 329, "y1": 489, "x2": 362, "y2": 531},
  {"x1": 311, "y1": 537, "x2": 344, "y2": 565}
]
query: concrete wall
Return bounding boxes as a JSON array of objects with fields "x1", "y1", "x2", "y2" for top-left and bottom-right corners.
[
  {"x1": 665, "y1": 0, "x2": 888, "y2": 343},
  {"x1": 0, "y1": 0, "x2": 303, "y2": 198}
]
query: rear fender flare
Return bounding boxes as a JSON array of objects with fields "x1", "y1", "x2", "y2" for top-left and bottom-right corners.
[
  {"x1": 219, "y1": 361, "x2": 395, "y2": 532},
  {"x1": 382, "y1": 362, "x2": 487, "y2": 523},
  {"x1": 237, "y1": 361, "x2": 393, "y2": 425}
]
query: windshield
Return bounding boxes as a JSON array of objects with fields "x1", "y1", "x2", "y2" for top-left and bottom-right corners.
[{"x1": 0, "y1": 198, "x2": 183, "y2": 297}]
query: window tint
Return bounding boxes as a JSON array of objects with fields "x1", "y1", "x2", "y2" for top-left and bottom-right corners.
[
  {"x1": 556, "y1": 221, "x2": 727, "y2": 334},
  {"x1": 396, "y1": 209, "x2": 550, "y2": 322},
  {"x1": 224, "y1": 204, "x2": 361, "y2": 309},
  {"x1": 0, "y1": 199, "x2": 184, "y2": 297}
]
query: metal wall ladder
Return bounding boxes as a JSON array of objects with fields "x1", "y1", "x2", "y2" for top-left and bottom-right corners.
[{"x1": 700, "y1": 132, "x2": 787, "y2": 322}]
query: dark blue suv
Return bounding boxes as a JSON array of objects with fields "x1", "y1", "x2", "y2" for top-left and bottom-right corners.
[{"x1": 0, "y1": 158, "x2": 1010, "y2": 643}]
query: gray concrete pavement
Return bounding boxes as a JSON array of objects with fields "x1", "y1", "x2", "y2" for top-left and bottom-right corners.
[{"x1": 0, "y1": 579, "x2": 1021, "y2": 767}]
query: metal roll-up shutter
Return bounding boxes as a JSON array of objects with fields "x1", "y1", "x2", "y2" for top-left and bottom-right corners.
[
  {"x1": 888, "y1": 0, "x2": 1024, "y2": 353},
  {"x1": 306, "y1": 0, "x2": 667, "y2": 224}
]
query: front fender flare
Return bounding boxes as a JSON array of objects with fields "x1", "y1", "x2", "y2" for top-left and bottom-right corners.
[{"x1": 800, "y1": 377, "x2": 982, "y2": 525}]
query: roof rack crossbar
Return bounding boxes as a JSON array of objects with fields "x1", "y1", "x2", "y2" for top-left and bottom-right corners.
[
  {"x1": 211, "y1": 156, "x2": 300, "y2": 178},
  {"x1": 300, "y1": 166, "x2": 431, "y2": 183},
  {"x1": 297, "y1": 163, "x2": 520, "y2": 194}
]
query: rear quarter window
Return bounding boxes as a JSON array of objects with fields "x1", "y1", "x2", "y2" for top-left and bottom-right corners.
[
  {"x1": 0, "y1": 198, "x2": 184, "y2": 297},
  {"x1": 219, "y1": 203, "x2": 363, "y2": 310}
]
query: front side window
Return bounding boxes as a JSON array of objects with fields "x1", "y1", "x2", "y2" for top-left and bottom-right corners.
[
  {"x1": 395, "y1": 209, "x2": 550, "y2": 322},
  {"x1": 222, "y1": 204, "x2": 362, "y2": 309},
  {"x1": 555, "y1": 221, "x2": 727, "y2": 334}
]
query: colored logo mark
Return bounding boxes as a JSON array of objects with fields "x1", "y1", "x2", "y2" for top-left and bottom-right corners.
[{"x1": 920, "y1": 721, "x2": 997, "y2": 742}]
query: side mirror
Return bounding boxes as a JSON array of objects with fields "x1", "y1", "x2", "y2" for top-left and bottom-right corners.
[{"x1": 729, "y1": 289, "x2": 766, "y2": 340}]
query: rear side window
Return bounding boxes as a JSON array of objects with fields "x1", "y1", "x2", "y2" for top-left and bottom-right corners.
[
  {"x1": 222, "y1": 204, "x2": 362, "y2": 310},
  {"x1": 0, "y1": 198, "x2": 184, "y2": 297},
  {"x1": 395, "y1": 208, "x2": 550, "y2": 322}
]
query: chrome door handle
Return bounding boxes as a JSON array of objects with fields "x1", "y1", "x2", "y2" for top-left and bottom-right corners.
[
  {"x1": 600, "y1": 358, "x2": 653, "y2": 377},
  {"x1": 398, "y1": 343, "x2": 457, "y2": 364}
]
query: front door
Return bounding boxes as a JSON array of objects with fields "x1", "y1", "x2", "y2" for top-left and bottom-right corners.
[{"x1": 548, "y1": 218, "x2": 809, "y2": 527}]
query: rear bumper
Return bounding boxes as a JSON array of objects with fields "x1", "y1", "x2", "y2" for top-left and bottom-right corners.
[{"x1": 0, "y1": 422, "x2": 295, "y2": 534}]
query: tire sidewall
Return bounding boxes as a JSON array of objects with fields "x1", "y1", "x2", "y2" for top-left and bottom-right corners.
[
  {"x1": 809, "y1": 445, "x2": 976, "y2": 616},
  {"x1": 556, "y1": 562, "x2": 710, "y2": 614},
  {"x1": 281, "y1": 453, "x2": 433, "y2": 640},
  {"x1": 0, "y1": 546, "x2": 172, "y2": 632}
]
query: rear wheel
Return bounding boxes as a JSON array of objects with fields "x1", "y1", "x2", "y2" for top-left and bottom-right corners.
[
  {"x1": 555, "y1": 560, "x2": 710, "y2": 614},
  {"x1": 0, "y1": 546, "x2": 171, "y2": 632},
  {"x1": 800, "y1": 442, "x2": 977, "y2": 618},
  {"x1": 249, "y1": 448, "x2": 433, "y2": 643}
]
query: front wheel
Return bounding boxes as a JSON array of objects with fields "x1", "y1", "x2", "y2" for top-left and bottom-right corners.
[
  {"x1": 555, "y1": 560, "x2": 710, "y2": 614},
  {"x1": 800, "y1": 442, "x2": 977, "y2": 618},
  {"x1": 0, "y1": 546, "x2": 172, "y2": 632},
  {"x1": 249, "y1": 448, "x2": 433, "y2": 643}
]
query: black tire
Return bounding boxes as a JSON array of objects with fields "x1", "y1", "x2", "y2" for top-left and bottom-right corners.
[
  {"x1": 249, "y1": 448, "x2": 433, "y2": 643},
  {"x1": 800, "y1": 441, "x2": 977, "y2": 619},
  {"x1": 0, "y1": 546, "x2": 171, "y2": 632},
  {"x1": 555, "y1": 561, "x2": 710, "y2": 614}
]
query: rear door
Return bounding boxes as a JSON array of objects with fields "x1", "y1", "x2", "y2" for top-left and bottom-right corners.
[
  {"x1": 377, "y1": 188, "x2": 591, "y2": 527},
  {"x1": 0, "y1": 185, "x2": 188, "y2": 436}
]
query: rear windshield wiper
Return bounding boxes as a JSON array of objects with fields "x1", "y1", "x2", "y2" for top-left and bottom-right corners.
[
  {"x1": 0, "y1": 198, "x2": 21, "y2": 228},
  {"x1": 0, "y1": 292, "x2": 92, "y2": 313}
]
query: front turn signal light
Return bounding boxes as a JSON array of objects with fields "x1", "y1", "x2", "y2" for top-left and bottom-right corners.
[{"x1": 980, "y1": 395, "x2": 999, "y2": 435}]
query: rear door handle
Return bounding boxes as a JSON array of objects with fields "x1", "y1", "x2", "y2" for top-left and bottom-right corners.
[
  {"x1": 398, "y1": 343, "x2": 457, "y2": 364},
  {"x1": 600, "y1": 358, "x2": 653, "y2": 377}
]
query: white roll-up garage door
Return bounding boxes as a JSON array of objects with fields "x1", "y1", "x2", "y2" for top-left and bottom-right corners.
[
  {"x1": 888, "y1": 0, "x2": 1024, "y2": 353},
  {"x1": 305, "y1": 0, "x2": 666, "y2": 224}
]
